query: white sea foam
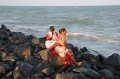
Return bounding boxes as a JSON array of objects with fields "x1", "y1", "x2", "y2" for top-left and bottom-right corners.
[{"x1": 67, "y1": 33, "x2": 115, "y2": 42}]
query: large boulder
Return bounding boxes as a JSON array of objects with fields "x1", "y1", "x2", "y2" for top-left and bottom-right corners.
[
  {"x1": 14, "y1": 43, "x2": 33, "y2": 60},
  {"x1": 24, "y1": 56, "x2": 50, "y2": 73},
  {"x1": 32, "y1": 37, "x2": 46, "y2": 49},
  {"x1": 0, "y1": 63, "x2": 11, "y2": 72},
  {"x1": 73, "y1": 67, "x2": 102, "y2": 79},
  {"x1": 0, "y1": 51, "x2": 7, "y2": 59},
  {"x1": 42, "y1": 67, "x2": 55, "y2": 76},
  {"x1": 103, "y1": 53, "x2": 120, "y2": 70},
  {"x1": 55, "y1": 72, "x2": 78, "y2": 79},
  {"x1": 37, "y1": 49, "x2": 64, "y2": 67},
  {"x1": 24, "y1": 56, "x2": 42, "y2": 66},
  {"x1": 12, "y1": 32, "x2": 27, "y2": 43},
  {"x1": 0, "y1": 63, "x2": 11, "y2": 77},
  {"x1": 16, "y1": 64, "x2": 33, "y2": 77},
  {"x1": 30, "y1": 73, "x2": 44, "y2": 79},
  {"x1": 67, "y1": 43, "x2": 74, "y2": 52},
  {"x1": 2, "y1": 56, "x2": 19, "y2": 62},
  {"x1": 100, "y1": 69, "x2": 115, "y2": 79},
  {"x1": 33, "y1": 60, "x2": 51, "y2": 73},
  {"x1": 16, "y1": 61, "x2": 33, "y2": 69},
  {"x1": 0, "y1": 24, "x2": 12, "y2": 38},
  {"x1": 43, "y1": 77, "x2": 51, "y2": 79},
  {"x1": 13, "y1": 71, "x2": 26, "y2": 79},
  {"x1": 80, "y1": 47, "x2": 100, "y2": 61},
  {"x1": 32, "y1": 38, "x2": 41, "y2": 45}
]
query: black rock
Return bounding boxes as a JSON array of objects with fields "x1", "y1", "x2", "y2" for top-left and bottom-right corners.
[
  {"x1": 81, "y1": 47, "x2": 100, "y2": 61},
  {"x1": 73, "y1": 67, "x2": 102, "y2": 79},
  {"x1": 0, "y1": 62, "x2": 11, "y2": 71},
  {"x1": 100, "y1": 69, "x2": 115, "y2": 79},
  {"x1": 2, "y1": 56, "x2": 19, "y2": 62},
  {"x1": 37, "y1": 49, "x2": 64, "y2": 67},
  {"x1": 55, "y1": 72, "x2": 79, "y2": 79},
  {"x1": 14, "y1": 44, "x2": 33, "y2": 60},
  {"x1": 67, "y1": 43, "x2": 74, "y2": 52},
  {"x1": 16, "y1": 61, "x2": 33, "y2": 69},
  {"x1": 43, "y1": 77, "x2": 51, "y2": 79},
  {"x1": 13, "y1": 71, "x2": 26, "y2": 79},
  {"x1": 42, "y1": 67, "x2": 55, "y2": 76},
  {"x1": 30, "y1": 73, "x2": 44, "y2": 79},
  {"x1": 0, "y1": 51, "x2": 7, "y2": 59},
  {"x1": 103, "y1": 53, "x2": 120, "y2": 71},
  {"x1": 16, "y1": 64, "x2": 33, "y2": 77}
]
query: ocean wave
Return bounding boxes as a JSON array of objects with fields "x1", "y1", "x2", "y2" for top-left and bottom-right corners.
[{"x1": 67, "y1": 33, "x2": 115, "y2": 42}]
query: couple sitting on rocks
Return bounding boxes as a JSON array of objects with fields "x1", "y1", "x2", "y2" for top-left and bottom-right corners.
[{"x1": 45, "y1": 26, "x2": 82, "y2": 66}]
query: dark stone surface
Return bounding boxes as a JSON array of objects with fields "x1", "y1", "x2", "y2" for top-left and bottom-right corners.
[
  {"x1": 42, "y1": 67, "x2": 55, "y2": 76},
  {"x1": 14, "y1": 44, "x2": 33, "y2": 60},
  {"x1": 73, "y1": 67, "x2": 101, "y2": 79},
  {"x1": 103, "y1": 53, "x2": 120, "y2": 70},
  {"x1": 100, "y1": 69, "x2": 115, "y2": 79},
  {"x1": 13, "y1": 71, "x2": 26, "y2": 79}
]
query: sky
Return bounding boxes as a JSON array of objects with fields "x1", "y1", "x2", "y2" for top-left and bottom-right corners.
[{"x1": 0, "y1": 0, "x2": 120, "y2": 6}]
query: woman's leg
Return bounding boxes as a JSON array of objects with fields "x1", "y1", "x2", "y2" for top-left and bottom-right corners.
[{"x1": 67, "y1": 51, "x2": 83, "y2": 66}]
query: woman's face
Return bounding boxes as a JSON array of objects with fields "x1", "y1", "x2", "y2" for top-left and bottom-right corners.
[{"x1": 62, "y1": 30, "x2": 66, "y2": 35}]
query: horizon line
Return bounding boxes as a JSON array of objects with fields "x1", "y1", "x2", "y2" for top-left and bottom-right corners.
[{"x1": 0, "y1": 4, "x2": 120, "y2": 7}]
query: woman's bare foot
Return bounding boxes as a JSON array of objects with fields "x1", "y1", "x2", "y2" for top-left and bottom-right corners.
[{"x1": 77, "y1": 62, "x2": 83, "y2": 67}]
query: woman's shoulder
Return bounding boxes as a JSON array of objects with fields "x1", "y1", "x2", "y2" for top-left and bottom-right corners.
[{"x1": 54, "y1": 31, "x2": 58, "y2": 36}]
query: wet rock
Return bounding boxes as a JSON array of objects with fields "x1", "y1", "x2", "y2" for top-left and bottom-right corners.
[
  {"x1": 0, "y1": 24, "x2": 11, "y2": 38},
  {"x1": 5, "y1": 71, "x2": 13, "y2": 78},
  {"x1": 26, "y1": 35, "x2": 36, "y2": 43},
  {"x1": 39, "y1": 42, "x2": 46, "y2": 49},
  {"x1": 16, "y1": 64, "x2": 33, "y2": 77},
  {"x1": 37, "y1": 49, "x2": 64, "y2": 67},
  {"x1": 33, "y1": 60, "x2": 50, "y2": 73},
  {"x1": 12, "y1": 32, "x2": 27, "y2": 43},
  {"x1": 0, "y1": 62, "x2": 11, "y2": 72},
  {"x1": 98, "y1": 54, "x2": 106, "y2": 62},
  {"x1": 2, "y1": 56, "x2": 19, "y2": 62},
  {"x1": 42, "y1": 67, "x2": 55, "y2": 76},
  {"x1": 105, "y1": 65, "x2": 118, "y2": 75},
  {"x1": 24, "y1": 56, "x2": 42, "y2": 66},
  {"x1": 32, "y1": 38, "x2": 41, "y2": 45},
  {"x1": 81, "y1": 62, "x2": 92, "y2": 68},
  {"x1": 55, "y1": 72, "x2": 78, "y2": 79},
  {"x1": 30, "y1": 73, "x2": 44, "y2": 79},
  {"x1": 43, "y1": 77, "x2": 51, "y2": 79},
  {"x1": 0, "y1": 66, "x2": 5, "y2": 76},
  {"x1": 13, "y1": 71, "x2": 26, "y2": 79},
  {"x1": 89, "y1": 58, "x2": 105, "y2": 70},
  {"x1": 30, "y1": 76, "x2": 42, "y2": 79},
  {"x1": 103, "y1": 53, "x2": 120, "y2": 70},
  {"x1": 14, "y1": 44, "x2": 33, "y2": 60},
  {"x1": 16, "y1": 61, "x2": 33, "y2": 69},
  {"x1": 0, "y1": 51, "x2": 7, "y2": 59},
  {"x1": 1, "y1": 24, "x2": 7, "y2": 30},
  {"x1": 71, "y1": 74, "x2": 92, "y2": 79},
  {"x1": 81, "y1": 47, "x2": 100, "y2": 61},
  {"x1": 24, "y1": 56, "x2": 51, "y2": 73},
  {"x1": 73, "y1": 67, "x2": 102, "y2": 79},
  {"x1": 0, "y1": 42, "x2": 7, "y2": 51},
  {"x1": 100, "y1": 69, "x2": 115, "y2": 79},
  {"x1": 67, "y1": 43, "x2": 74, "y2": 52},
  {"x1": 7, "y1": 45, "x2": 17, "y2": 53}
]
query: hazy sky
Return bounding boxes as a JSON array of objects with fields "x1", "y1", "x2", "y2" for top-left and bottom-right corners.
[{"x1": 0, "y1": 0, "x2": 120, "y2": 6}]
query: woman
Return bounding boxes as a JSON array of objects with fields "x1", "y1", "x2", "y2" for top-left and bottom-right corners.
[
  {"x1": 45, "y1": 26, "x2": 58, "y2": 48},
  {"x1": 51, "y1": 28, "x2": 82, "y2": 66}
]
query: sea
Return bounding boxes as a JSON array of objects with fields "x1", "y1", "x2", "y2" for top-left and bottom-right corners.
[{"x1": 0, "y1": 6, "x2": 120, "y2": 57}]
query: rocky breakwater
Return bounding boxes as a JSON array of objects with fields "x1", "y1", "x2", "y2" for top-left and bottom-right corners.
[{"x1": 0, "y1": 24, "x2": 120, "y2": 79}]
